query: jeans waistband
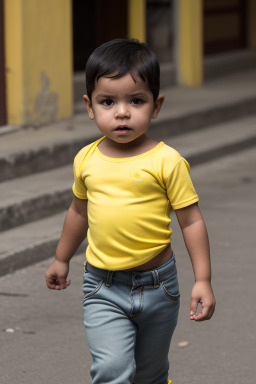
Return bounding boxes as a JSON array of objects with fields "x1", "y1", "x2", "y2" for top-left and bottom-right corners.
[{"x1": 85, "y1": 252, "x2": 176, "y2": 288}]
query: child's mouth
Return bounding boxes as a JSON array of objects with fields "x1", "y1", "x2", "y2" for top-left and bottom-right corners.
[
  {"x1": 115, "y1": 126, "x2": 131, "y2": 131},
  {"x1": 115, "y1": 127, "x2": 132, "y2": 133}
]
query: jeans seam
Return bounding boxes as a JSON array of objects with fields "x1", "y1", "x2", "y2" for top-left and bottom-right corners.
[
  {"x1": 129, "y1": 284, "x2": 144, "y2": 318},
  {"x1": 154, "y1": 269, "x2": 160, "y2": 288},
  {"x1": 83, "y1": 279, "x2": 104, "y2": 303},
  {"x1": 161, "y1": 282, "x2": 180, "y2": 301}
]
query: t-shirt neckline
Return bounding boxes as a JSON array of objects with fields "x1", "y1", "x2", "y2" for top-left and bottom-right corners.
[{"x1": 95, "y1": 139, "x2": 164, "y2": 162}]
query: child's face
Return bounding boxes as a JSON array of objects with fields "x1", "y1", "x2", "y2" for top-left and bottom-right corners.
[{"x1": 83, "y1": 74, "x2": 164, "y2": 145}]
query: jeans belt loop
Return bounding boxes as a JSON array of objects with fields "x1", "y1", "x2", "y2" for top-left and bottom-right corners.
[
  {"x1": 105, "y1": 271, "x2": 115, "y2": 287},
  {"x1": 152, "y1": 269, "x2": 160, "y2": 289},
  {"x1": 84, "y1": 261, "x2": 88, "y2": 272}
]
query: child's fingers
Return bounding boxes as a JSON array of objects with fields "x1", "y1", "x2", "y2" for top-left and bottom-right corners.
[
  {"x1": 190, "y1": 301, "x2": 215, "y2": 321},
  {"x1": 46, "y1": 275, "x2": 71, "y2": 290},
  {"x1": 190, "y1": 282, "x2": 216, "y2": 321},
  {"x1": 46, "y1": 280, "x2": 57, "y2": 289},
  {"x1": 190, "y1": 297, "x2": 199, "y2": 319},
  {"x1": 191, "y1": 306, "x2": 208, "y2": 321},
  {"x1": 46, "y1": 274, "x2": 58, "y2": 289},
  {"x1": 53, "y1": 277, "x2": 71, "y2": 290},
  {"x1": 45, "y1": 260, "x2": 70, "y2": 290}
]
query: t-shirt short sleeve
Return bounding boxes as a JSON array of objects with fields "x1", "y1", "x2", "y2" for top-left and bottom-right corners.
[
  {"x1": 72, "y1": 150, "x2": 88, "y2": 199},
  {"x1": 166, "y1": 157, "x2": 199, "y2": 210}
]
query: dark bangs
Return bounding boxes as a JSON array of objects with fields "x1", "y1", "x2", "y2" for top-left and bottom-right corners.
[{"x1": 86, "y1": 39, "x2": 160, "y2": 101}]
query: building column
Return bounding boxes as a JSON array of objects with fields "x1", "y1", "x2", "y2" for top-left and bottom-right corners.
[
  {"x1": 175, "y1": 0, "x2": 203, "y2": 87},
  {"x1": 4, "y1": 0, "x2": 73, "y2": 126},
  {"x1": 0, "y1": 0, "x2": 6, "y2": 126},
  {"x1": 128, "y1": 0, "x2": 146, "y2": 42}
]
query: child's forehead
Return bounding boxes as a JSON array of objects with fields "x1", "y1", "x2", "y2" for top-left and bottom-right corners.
[{"x1": 94, "y1": 73, "x2": 150, "y2": 94}]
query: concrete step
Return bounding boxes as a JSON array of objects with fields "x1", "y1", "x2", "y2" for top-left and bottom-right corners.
[
  {"x1": 1, "y1": 115, "x2": 256, "y2": 276},
  {"x1": 0, "y1": 212, "x2": 87, "y2": 277},
  {"x1": 204, "y1": 49, "x2": 256, "y2": 80},
  {"x1": 1, "y1": 68, "x2": 256, "y2": 183},
  {"x1": 1, "y1": 115, "x2": 256, "y2": 233},
  {"x1": 0, "y1": 114, "x2": 99, "y2": 183},
  {"x1": 164, "y1": 115, "x2": 256, "y2": 165},
  {"x1": 0, "y1": 165, "x2": 73, "y2": 232}
]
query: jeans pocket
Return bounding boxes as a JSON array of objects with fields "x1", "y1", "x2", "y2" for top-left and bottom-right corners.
[
  {"x1": 160, "y1": 267, "x2": 180, "y2": 302},
  {"x1": 82, "y1": 272, "x2": 104, "y2": 303}
]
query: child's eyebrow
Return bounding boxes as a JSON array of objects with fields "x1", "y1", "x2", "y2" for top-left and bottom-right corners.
[
  {"x1": 130, "y1": 93, "x2": 148, "y2": 98},
  {"x1": 95, "y1": 94, "x2": 114, "y2": 99},
  {"x1": 94, "y1": 92, "x2": 149, "y2": 101},
  {"x1": 97, "y1": 92, "x2": 148, "y2": 98}
]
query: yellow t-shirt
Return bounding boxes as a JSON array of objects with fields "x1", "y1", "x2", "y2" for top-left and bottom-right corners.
[{"x1": 72, "y1": 137, "x2": 199, "y2": 270}]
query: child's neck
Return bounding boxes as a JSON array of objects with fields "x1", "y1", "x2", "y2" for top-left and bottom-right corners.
[{"x1": 98, "y1": 135, "x2": 159, "y2": 158}]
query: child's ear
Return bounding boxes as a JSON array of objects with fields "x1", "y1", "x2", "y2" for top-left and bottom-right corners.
[
  {"x1": 152, "y1": 94, "x2": 165, "y2": 119},
  {"x1": 83, "y1": 95, "x2": 95, "y2": 120}
]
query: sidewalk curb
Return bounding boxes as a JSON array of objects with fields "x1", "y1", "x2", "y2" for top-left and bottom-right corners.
[
  {"x1": 0, "y1": 240, "x2": 87, "y2": 278},
  {"x1": 187, "y1": 135, "x2": 256, "y2": 166},
  {"x1": 0, "y1": 189, "x2": 72, "y2": 232},
  {"x1": 151, "y1": 97, "x2": 256, "y2": 139}
]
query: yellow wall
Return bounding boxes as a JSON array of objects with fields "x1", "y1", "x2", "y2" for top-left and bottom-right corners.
[
  {"x1": 128, "y1": 0, "x2": 146, "y2": 42},
  {"x1": 177, "y1": 0, "x2": 203, "y2": 86},
  {"x1": 4, "y1": 0, "x2": 73, "y2": 126}
]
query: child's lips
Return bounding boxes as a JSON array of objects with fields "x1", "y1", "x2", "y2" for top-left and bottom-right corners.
[
  {"x1": 115, "y1": 126, "x2": 131, "y2": 130},
  {"x1": 114, "y1": 126, "x2": 132, "y2": 134}
]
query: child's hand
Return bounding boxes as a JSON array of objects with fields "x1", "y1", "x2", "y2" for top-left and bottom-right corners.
[
  {"x1": 45, "y1": 259, "x2": 71, "y2": 290},
  {"x1": 190, "y1": 281, "x2": 215, "y2": 321}
]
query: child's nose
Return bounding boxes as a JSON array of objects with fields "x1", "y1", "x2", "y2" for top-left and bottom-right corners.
[{"x1": 115, "y1": 104, "x2": 130, "y2": 118}]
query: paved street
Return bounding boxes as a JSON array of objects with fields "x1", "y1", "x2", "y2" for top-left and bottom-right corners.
[{"x1": 1, "y1": 145, "x2": 256, "y2": 384}]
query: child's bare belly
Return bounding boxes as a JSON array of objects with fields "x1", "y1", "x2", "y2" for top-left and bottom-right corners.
[{"x1": 123, "y1": 244, "x2": 173, "y2": 272}]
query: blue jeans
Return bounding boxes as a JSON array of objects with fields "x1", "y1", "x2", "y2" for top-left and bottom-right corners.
[{"x1": 82, "y1": 254, "x2": 180, "y2": 384}]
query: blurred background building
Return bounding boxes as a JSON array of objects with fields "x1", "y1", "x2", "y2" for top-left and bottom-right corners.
[{"x1": 0, "y1": 0, "x2": 256, "y2": 128}]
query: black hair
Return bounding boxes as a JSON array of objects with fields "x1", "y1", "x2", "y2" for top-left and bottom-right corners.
[{"x1": 85, "y1": 38, "x2": 160, "y2": 101}]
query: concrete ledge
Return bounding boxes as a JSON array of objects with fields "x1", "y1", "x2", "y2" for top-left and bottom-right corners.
[
  {"x1": 0, "y1": 239, "x2": 87, "y2": 277},
  {"x1": 0, "y1": 189, "x2": 72, "y2": 232},
  {"x1": 187, "y1": 136, "x2": 256, "y2": 166},
  {"x1": 0, "y1": 136, "x2": 99, "y2": 183},
  {"x1": 150, "y1": 97, "x2": 256, "y2": 140},
  {"x1": 204, "y1": 50, "x2": 256, "y2": 80},
  {"x1": 0, "y1": 212, "x2": 87, "y2": 277},
  {"x1": 0, "y1": 125, "x2": 23, "y2": 136},
  {"x1": 0, "y1": 239, "x2": 59, "y2": 277},
  {"x1": 0, "y1": 164, "x2": 74, "y2": 231}
]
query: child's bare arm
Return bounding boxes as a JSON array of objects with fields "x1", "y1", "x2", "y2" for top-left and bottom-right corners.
[
  {"x1": 45, "y1": 196, "x2": 88, "y2": 290},
  {"x1": 175, "y1": 203, "x2": 216, "y2": 321}
]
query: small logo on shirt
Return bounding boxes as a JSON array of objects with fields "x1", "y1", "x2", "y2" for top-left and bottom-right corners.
[{"x1": 130, "y1": 171, "x2": 144, "y2": 182}]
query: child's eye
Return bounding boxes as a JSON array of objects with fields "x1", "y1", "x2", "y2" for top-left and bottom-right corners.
[
  {"x1": 131, "y1": 98, "x2": 144, "y2": 105},
  {"x1": 102, "y1": 99, "x2": 113, "y2": 106}
]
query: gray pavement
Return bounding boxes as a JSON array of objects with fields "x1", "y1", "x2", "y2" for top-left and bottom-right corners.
[{"x1": 1, "y1": 146, "x2": 255, "y2": 384}]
